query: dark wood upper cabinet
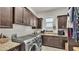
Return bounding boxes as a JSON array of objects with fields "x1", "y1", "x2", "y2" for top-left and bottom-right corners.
[
  {"x1": 37, "y1": 18, "x2": 42, "y2": 29},
  {"x1": 0, "y1": 7, "x2": 42, "y2": 28},
  {"x1": 33, "y1": 15, "x2": 37, "y2": 27},
  {"x1": 14, "y1": 7, "x2": 42, "y2": 28},
  {"x1": 30, "y1": 13, "x2": 34, "y2": 26},
  {"x1": 57, "y1": 15, "x2": 67, "y2": 29},
  {"x1": 14, "y1": 7, "x2": 23, "y2": 24},
  {"x1": 14, "y1": 7, "x2": 36, "y2": 26},
  {"x1": 0, "y1": 7, "x2": 13, "y2": 28},
  {"x1": 23, "y1": 8, "x2": 30, "y2": 26}
]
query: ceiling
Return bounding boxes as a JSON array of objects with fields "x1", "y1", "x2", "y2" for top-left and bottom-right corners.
[{"x1": 31, "y1": 7, "x2": 64, "y2": 13}]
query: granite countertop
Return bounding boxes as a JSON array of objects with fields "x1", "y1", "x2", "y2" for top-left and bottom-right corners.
[
  {"x1": 73, "y1": 47, "x2": 79, "y2": 51},
  {"x1": 41, "y1": 32, "x2": 68, "y2": 37},
  {"x1": 0, "y1": 40, "x2": 20, "y2": 51}
]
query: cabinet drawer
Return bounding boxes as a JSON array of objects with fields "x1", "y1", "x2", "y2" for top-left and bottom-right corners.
[{"x1": 8, "y1": 44, "x2": 21, "y2": 51}]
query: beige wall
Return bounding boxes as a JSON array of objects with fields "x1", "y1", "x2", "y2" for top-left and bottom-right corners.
[{"x1": 37, "y1": 8, "x2": 68, "y2": 34}]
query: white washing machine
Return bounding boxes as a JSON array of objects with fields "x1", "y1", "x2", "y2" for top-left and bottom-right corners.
[
  {"x1": 11, "y1": 34, "x2": 42, "y2": 51},
  {"x1": 35, "y1": 35, "x2": 42, "y2": 51},
  {"x1": 24, "y1": 37, "x2": 41, "y2": 51}
]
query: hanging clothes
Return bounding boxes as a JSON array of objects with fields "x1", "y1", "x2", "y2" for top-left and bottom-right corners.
[
  {"x1": 72, "y1": 7, "x2": 78, "y2": 41},
  {"x1": 68, "y1": 7, "x2": 79, "y2": 41},
  {"x1": 67, "y1": 15, "x2": 73, "y2": 39},
  {"x1": 68, "y1": 28, "x2": 73, "y2": 39},
  {"x1": 68, "y1": 7, "x2": 74, "y2": 22}
]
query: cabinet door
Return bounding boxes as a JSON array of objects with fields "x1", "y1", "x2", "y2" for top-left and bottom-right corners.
[
  {"x1": 50, "y1": 36, "x2": 63, "y2": 48},
  {"x1": 0, "y1": 7, "x2": 13, "y2": 28},
  {"x1": 30, "y1": 13, "x2": 34, "y2": 26},
  {"x1": 58, "y1": 15, "x2": 67, "y2": 29},
  {"x1": 23, "y1": 8, "x2": 30, "y2": 26},
  {"x1": 29, "y1": 12, "x2": 33, "y2": 26},
  {"x1": 37, "y1": 18, "x2": 42, "y2": 29},
  {"x1": 14, "y1": 7, "x2": 23, "y2": 24},
  {"x1": 8, "y1": 45, "x2": 21, "y2": 51},
  {"x1": 32, "y1": 15, "x2": 35, "y2": 26},
  {"x1": 42, "y1": 36, "x2": 50, "y2": 46},
  {"x1": 33, "y1": 16, "x2": 37, "y2": 27},
  {"x1": 27, "y1": 12, "x2": 31, "y2": 26}
]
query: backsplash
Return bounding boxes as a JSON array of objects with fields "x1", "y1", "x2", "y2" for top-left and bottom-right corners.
[{"x1": 0, "y1": 24, "x2": 37, "y2": 38}]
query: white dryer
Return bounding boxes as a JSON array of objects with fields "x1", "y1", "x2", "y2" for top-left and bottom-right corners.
[{"x1": 24, "y1": 38, "x2": 40, "y2": 51}]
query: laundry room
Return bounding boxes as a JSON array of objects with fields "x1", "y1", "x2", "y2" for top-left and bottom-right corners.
[{"x1": 0, "y1": 7, "x2": 79, "y2": 51}]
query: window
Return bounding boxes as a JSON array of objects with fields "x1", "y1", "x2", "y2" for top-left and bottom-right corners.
[{"x1": 45, "y1": 17, "x2": 54, "y2": 31}]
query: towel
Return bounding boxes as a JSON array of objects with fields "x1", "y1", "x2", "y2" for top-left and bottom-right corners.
[{"x1": 68, "y1": 7, "x2": 74, "y2": 22}]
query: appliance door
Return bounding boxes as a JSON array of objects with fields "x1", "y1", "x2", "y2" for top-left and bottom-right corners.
[
  {"x1": 29, "y1": 43, "x2": 40, "y2": 51},
  {"x1": 36, "y1": 37, "x2": 42, "y2": 47}
]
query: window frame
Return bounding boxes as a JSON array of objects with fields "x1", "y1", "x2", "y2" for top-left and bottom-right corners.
[{"x1": 45, "y1": 17, "x2": 54, "y2": 31}]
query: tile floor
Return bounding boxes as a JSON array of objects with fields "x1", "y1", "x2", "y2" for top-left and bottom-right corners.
[{"x1": 42, "y1": 46, "x2": 65, "y2": 51}]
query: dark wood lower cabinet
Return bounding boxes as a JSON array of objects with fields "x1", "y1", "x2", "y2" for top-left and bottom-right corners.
[
  {"x1": 42, "y1": 35, "x2": 67, "y2": 49},
  {"x1": 68, "y1": 39, "x2": 79, "y2": 51},
  {"x1": 8, "y1": 44, "x2": 21, "y2": 51}
]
